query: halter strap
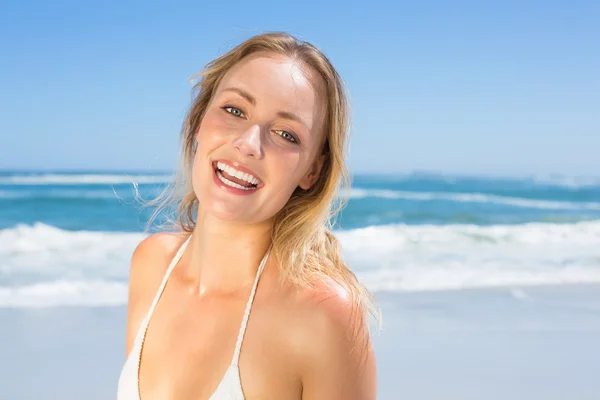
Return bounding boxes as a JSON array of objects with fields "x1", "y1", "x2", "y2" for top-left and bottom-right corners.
[
  {"x1": 143, "y1": 234, "x2": 192, "y2": 322},
  {"x1": 231, "y1": 244, "x2": 272, "y2": 365}
]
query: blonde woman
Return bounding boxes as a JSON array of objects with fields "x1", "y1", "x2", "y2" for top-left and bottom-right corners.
[{"x1": 118, "y1": 32, "x2": 378, "y2": 400}]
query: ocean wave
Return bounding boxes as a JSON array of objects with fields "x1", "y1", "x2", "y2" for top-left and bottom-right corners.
[
  {"x1": 346, "y1": 189, "x2": 600, "y2": 211},
  {"x1": 0, "y1": 173, "x2": 172, "y2": 185},
  {"x1": 358, "y1": 265, "x2": 600, "y2": 293},
  {"x1": 339, "y1": 221, "x2": 600, "y2": 292},
  {"x1": 0, "y1": 189, "x2": 129, "y2": 200},
  {"x1": 3, "y1": 171, "x2": 599, "y2": 190},
  {"x1": 354, "y1": 172, "x2": 600, "y2": 189},
  {"x1": 3, "y1": 187, "x2": 599, "y2": 211},
  {"x1": 529, "y1": 174, "x2": 600, "y2": 189},
  {"x1": 0, "y1": 280, "x2": 128, "y2": 308},
  {"x1": 1, "y1": 221, "x2": 599, "y2": 307}
]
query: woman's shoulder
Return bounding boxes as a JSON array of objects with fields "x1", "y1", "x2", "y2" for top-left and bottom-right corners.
[
  {"x1": 284, "y1": 275, "x2": 368, "y2": 341},
  {"x1": 128, "y1": 231, "x2": 190, "y2": 297},
  {"x1": 129, "y1": 232, "x2": 190, "y2": 286},
  {"x1": 279, "y1": 276, "x2": 376, "y2": 398},
  {"x1": 124, "y1": 231, "x2": 189, "y2": 353},
  {"x1": 131, "y1": 231, "x2": 189, "y2": 266}
]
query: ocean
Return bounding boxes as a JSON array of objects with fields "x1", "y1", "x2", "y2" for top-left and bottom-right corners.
[{"x1": 1, "y1": 170, "x2": 600, "y2": 308}]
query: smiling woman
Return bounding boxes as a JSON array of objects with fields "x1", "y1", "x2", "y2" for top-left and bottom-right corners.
[{"x1": 118, "y1": 32, "x2": 379, "y2": 400}]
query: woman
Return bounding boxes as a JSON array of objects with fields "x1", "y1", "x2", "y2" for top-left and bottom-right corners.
[{"x1": 118, "y1": 32, "x2": 378, "y2": 400}]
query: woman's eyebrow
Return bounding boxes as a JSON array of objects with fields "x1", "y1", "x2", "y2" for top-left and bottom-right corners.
[
  {"x1": 221, "y1": 87, "x2": 310, "y2": 131},
  {"x1": 221, "y1": 87, "x2": 255, "y2": 105},
  {"x1": 277, "y1": 111, "x2": 310, "y2": 131}
]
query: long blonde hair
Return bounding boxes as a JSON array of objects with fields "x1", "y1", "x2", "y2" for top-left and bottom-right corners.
[{"x1": 146, "y1": 32, "x2": 379, "y2": 326}]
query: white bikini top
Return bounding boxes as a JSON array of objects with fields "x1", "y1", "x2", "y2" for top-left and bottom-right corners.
[{"x1": 117, "y1": 235, "x2": 271, "y2": 399}]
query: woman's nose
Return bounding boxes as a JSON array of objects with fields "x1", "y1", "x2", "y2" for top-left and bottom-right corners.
[{"x1": 233, "y1": 124, "x2": 264, "y2": 159}]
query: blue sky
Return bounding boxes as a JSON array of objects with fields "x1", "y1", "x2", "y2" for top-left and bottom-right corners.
[{"x1": 1, "y1": 0, "x2": 598, "y2": 176}]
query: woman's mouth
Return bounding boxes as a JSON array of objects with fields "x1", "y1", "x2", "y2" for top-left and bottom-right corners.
[{"x1": 212, "y1": 160, "x2": 263, "y2": 192}]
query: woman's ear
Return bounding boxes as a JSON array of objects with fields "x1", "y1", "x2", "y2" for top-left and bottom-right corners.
[{"x1": 299, "y1": 153, "x2": 326, "y2": 190}]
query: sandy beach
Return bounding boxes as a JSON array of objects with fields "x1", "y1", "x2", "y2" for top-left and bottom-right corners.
[
  {"x1": 3, "y1": 1, "x2": 599, "y2": 397},
  {"x1": 2, "y1": 284, "x2": 599, "y2": 399}
]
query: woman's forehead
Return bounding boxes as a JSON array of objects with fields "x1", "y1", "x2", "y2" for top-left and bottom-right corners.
[
  {"x1": 221, "y1": 54, "x2": 316, "y2": 99},
  {"x1": 218, "y1": 53, "x2": 326, "y2": 134}
]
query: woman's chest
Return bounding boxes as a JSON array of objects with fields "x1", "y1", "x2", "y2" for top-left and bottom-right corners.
[{"x1": 138, "y1": 294, "x2": 301, "y2": 400}]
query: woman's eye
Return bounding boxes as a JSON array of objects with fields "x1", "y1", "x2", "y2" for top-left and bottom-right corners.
[
  {"x1": 223, "y1": 106, "x2": 245, "y2": 118},
  {"x1": 276, "y1": 130, "x2": 297, "y2": 143}
]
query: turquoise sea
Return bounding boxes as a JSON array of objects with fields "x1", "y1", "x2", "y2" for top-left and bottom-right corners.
[{"x1": 1, "y1": 170, "x2": 599, "y2": 307}]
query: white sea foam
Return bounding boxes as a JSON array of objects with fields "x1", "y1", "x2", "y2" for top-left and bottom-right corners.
[
  {"x1": 0, "y1": 173, "x2": 172, "y2": 185},
  {"x1": 529, "y1": 174, "x2": 600, "y2": 189},
  {"x1": 345, "y1": 188, "x2": 600, "y2": 210},
  {"x1": 1, "y1": 222, "x2": 599, "y2": 307},
  {"x1": 339, "y1": 221, "x2": 600, "y2": 292},
  {"x1": 0, "y1": 279, "x2": 128, "y2": 308}
]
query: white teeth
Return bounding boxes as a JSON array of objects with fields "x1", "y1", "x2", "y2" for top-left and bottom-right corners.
[
  {"x1": 216, "y1": 161, "x2": 260, "y2": 186},
  {"x1": 216, "y1": 170, "x2": 255, "y2": 190}
]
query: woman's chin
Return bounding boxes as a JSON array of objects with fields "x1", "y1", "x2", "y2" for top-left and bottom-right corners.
[{"x1": 198, "y1": 199, "x2": 257, "y2": 223}]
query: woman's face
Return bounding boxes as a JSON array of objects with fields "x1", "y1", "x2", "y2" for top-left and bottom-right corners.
[{"x1": 192, "y1": 52, "x2": 326, "y2": 224}]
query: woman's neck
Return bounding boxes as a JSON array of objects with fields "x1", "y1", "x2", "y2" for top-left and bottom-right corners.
[{"x1": 183, "y1": 211, "x2": 274, "y2": 297}]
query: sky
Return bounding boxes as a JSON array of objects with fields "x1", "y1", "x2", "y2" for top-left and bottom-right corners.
[{"x1": 0, "y1": 0, "x2": 598, "y2": 176}]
